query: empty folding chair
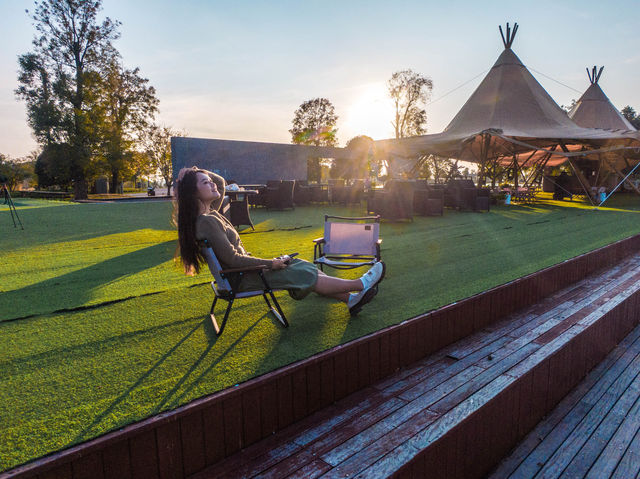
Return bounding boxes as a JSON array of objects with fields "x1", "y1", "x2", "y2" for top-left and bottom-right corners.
[{"x1": 313, "y1": 215, "x2": 382, "y2": 271}]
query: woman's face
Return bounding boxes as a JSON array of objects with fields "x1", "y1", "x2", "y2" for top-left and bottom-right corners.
[{"x1": 195, "y1": 172, "x2": 220, "y2": 204}]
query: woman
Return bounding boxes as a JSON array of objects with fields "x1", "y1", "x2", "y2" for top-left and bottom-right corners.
[{"x1": 175, "y1": 167, "x2": 385, "y2": 316}]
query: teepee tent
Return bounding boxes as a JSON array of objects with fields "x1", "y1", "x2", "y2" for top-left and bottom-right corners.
[
  {"x1": 569, "y1": 66, "x2": 636, "y2": 131},
  {"x1": 375, "y1": 23, "x2": 640, "y2": 193},
  {"x1": 568, "y1": 66, "x2": 640, "y2": 197}
]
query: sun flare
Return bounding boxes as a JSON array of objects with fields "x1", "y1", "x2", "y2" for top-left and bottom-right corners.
[{"x1": 343, "y1": 82, "x2": 395, "y2": 141}]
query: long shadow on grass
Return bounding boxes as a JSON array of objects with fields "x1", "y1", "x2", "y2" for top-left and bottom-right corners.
[
  {"x1": 155, "y1": 314, "x2": 268, "y2": 411},
  {"x1": 0, "y1": 241, "x2": 175, "y2": 321},
  {"x1": 72, "y1": 316, "x2": 205, "y2": 443}
]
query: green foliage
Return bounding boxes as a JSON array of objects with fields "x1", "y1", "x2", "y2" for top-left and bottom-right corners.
[
  {"x1": 388, "y1": 69, "x2": 433, "y2": 139},
  {"x1": 146, "y1": 126, "x2": 182, "y2": 196},
  {"x1": 621, "y1": 105, "x2": 640, "y2": 129},
  {"x1": 290, "y1": 98, "x2": 339, "y2": 147},
  {"x1": 34, "y1": 143, "x2": 74, "y2": 189},
  {"x1": 2, "y1": 196, "x2": 640, "y2": 470},
  {"x1": 98, "y1": 59, "x2": 159, "y2": 193},
  {"x1": 17, "y1": 0, "x2": 121, "y2": 199},
  {"x1": 290, "y1": 98, "x2": 339, "y2": 182},
  {"x1": 333, "y1": 135, "x2": 374, "y2": 180},
  {"x1": 0, "y1": 155, "x2": 35, "y2": 191}
]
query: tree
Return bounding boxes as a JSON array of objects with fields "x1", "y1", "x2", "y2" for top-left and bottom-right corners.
[
  {"x1": 98, "y1": 58, "x2": 158, "y2": 193},
  {"x1": 17, "y1": 0, "x2": 121, "y2": 199},
  {"x1": 0, "y1": 154, "x2": 36, "y2": 191},
  {"x1": 146, "y1": 126, "x2": 183, "y2": 196},
  {"x1": 388, "y1": 69, "x2": 433, "y2": 139},
  {"x1": 337, "y1": 135, "x2": 374, "y2": 180},
  {"x1": 621, "y1": 106, "x2": 640, "y2": 129},
  {"x1": 15, "y1": 53, "x2": 66, "y2": 146},
  {"x1": 290, "y1": 98, "x2": 338, "y2": 182},
  {"x1": 35, "y1": 143, "x2": 74, "y2": 189},
  {"x1": 560, "y1": 99, "x2": 577, "y2": 114}
]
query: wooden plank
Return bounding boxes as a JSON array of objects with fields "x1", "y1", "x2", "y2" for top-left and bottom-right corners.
[
  {"x1": 525, "y1": 352, "x2": 640, "y2": 478},
  {"x1": 388, "y1": 329, "x2": 400, "y2": 374},
  {"x1": 285, "y1": 458, "x2": 332, "y2": 479},
  {"x1": 584, "y1": 385, "x2": 640, "y2": 478},
  {"x1": 156, "y1": 421, "x2": 183, "y2": 479},
  {"x1": 327, "y1": 416, "x2": 433, "y2": 479},
  {"x1": 610, "y1": 428, "x2": 640, "y2": 479},
  {"x1": 306, "y1": 361, "x2": 322, "y2": 414},
  {"x1": 319, "y1": 357, "x2": 335, "y2": 409},
  {"x1": 291, "y1": 388, "x2": 383, "y2": 448},
  {"x1": 292, "y1": 367, "x2": 308, "y2": 422},
  {"x1": 398, "y1": 325, "x2": 411, "y2": 367},
  {"x1": 191, "y1": 441, "x2": 303, "y2": 479},
  {"x1": 320, "y1": 378, "x2": 447, "y2": 467},
  {"x1": 399, "y1": 336, "x2": 511, "y2": 401},
  {"x1": 332, "y1": 350, "x2": 347, "y2": 401},
  {"x1": 202, "y1": 400, "x2": 225, "y2": 465},
  {"x1": 128, "y1": 430, "x2": 159, "y2": 479},
  {"x1": 500, "y1": 328, "x2": 640, "y2": 479},
  {"x1": 36, "y1": 464, "x2": 73, "y2": 479},
  {"x1": 368, "y1": 337, "x2": 381, "y2": 383},
  {"x1": 102, "y1": 440, "x2": 132, "y2": 479},
  {"x1": 259, "y1": 379, "x2": 278, "y2": 437},
  {"x1": 357, "y1": 342, "x2": 370, "y2": 389},
  {"x1": 241, "y1": 387, "x2": 262, "y2": 447},
  {"x1": 223, "y1": 396, "x2": 243, "y2": 456},
  {"x1": 277, "y1": 374, "x2": 294, "y2": 429},
  {"x1": 561, "y1": 372, "x2": 640, "y2": 478},
  {"x1": 179, "y1": 411, "x2": 205, "y2": 477},
  {"x1": 379, "y1": 333, "x2": 391, "y2": 378},
  {"x1": 247, "y1": 396, "x2": 406, "y2": 478},
  {"x1": 71, "y1": 452, "x2": 104, "y2": 479},
  {"x1": 316, "y1": 397, "x2": 408, "y2": 466},
  {"x1": 429, "y1": 343, "x2": 538, "y2": 415}
]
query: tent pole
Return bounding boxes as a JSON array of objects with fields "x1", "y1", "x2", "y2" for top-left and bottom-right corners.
[
  {"x1": 559, "y1": 143, "x2": 596, "y2": 206},
  {"x1": 598, "y1": 161, "x2": 640, "y2": 207},
  {"x1": 603, "y1": 157, "x2": 640, "y2": 196}
]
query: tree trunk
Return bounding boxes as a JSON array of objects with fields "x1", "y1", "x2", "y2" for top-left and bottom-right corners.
[
  {"x1": 110, "y1": 168, "x2": 119, "y2": 194},
  {"x1": 74, "y1": 177, "x2": 88, "y2": 200}
]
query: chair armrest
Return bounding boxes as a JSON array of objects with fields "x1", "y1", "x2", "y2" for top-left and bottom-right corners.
[
  {"x1": 220, "y1": 265, "x2": 269, "y2": 274},
  {"x1": 313, "y1": 237, "x2": 326, "y2": 244}
]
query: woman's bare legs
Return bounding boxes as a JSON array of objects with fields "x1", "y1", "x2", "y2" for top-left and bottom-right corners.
[{"x1": 314, "y1": 272, "x2": 363, "y2": 303}]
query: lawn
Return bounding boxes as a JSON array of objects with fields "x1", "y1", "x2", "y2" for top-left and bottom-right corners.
[{"x1": 2, "y1": 194, "x2": 640, "y2": 471}]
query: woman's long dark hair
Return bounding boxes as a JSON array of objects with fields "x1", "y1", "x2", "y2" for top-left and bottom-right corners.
[{"x1": 174, "y1": 167, "x2": 206, "y2": 274}]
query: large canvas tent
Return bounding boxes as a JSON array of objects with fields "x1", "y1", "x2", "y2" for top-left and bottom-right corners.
[
  {"x1": 569, "y1": 66, "x2": 636, "y2": 131},
  {"x1": 568, "y1": 66, "x2": 640, "y2": 197},
  {"x1": 375, "y1": 23, "x2": 640, "y2": 191}
]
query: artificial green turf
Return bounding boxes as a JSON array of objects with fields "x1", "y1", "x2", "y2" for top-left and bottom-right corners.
[{"x1": 2, "y1": 194, "x2": 640, "y2": 471}]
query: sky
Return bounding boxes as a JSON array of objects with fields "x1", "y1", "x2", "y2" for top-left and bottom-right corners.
[{"x1": 1, "y1": 0, "x2": 639, "y2": 158}]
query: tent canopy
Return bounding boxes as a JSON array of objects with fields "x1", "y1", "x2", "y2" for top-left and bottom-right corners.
[{"x1": 375, "y1": 24, "x2": 640, "y2": 168}]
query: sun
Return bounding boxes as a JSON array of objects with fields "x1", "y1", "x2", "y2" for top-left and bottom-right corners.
[{"x1": 343, "y1": 82, "x2": 395, "y2": 141}]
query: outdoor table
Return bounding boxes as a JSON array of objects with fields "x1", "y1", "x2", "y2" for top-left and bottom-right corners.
[{"x1": 225, "y1": 188, "x2": 259, "y2": 229}]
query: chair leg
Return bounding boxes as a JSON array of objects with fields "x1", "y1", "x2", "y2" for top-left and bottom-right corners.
[
  {"x1": 263, "y1": 293, "x2": 289, "y2": 328},
  {"x1": 209, "y1": 296, "x2": 218, "y2": 330},
  {"x1": 211, "y1": 297, "x2": 233, "y2": 336}
]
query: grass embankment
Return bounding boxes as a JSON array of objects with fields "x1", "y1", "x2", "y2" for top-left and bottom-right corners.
[{"x1": 1, "y1": 194, "x2": 640, "y2": 471}]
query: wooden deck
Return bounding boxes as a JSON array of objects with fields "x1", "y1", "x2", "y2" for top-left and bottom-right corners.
[
  {"x1": 490, "y1": 319, "x2": 640, "y2": 478},
  {"x1": 190, "y1": 255, "x2": 640, "y2": 478}
]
